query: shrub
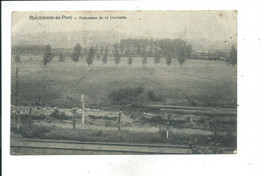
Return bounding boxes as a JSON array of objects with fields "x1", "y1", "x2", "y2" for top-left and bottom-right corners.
[
  {"x1": 19, "y1": 124, "x2": 50, "y2": 138},
  {"x1": 147, "y1": 90, "x2": 162, "y2": 102},
  {"x1": 108, "y1": 87, "x2": 145, "y2": 105},
  {"x1": 50, "y1": 109, "x2": 70, "y2": 120},
  {"x1": 50, "y1": 109, "x2": 60, "y2": 118},
  {"x1": 103, "y1": 116, "x2": 117, "y2": 121},
  {"x1": 189, "y1": 141, "x2": 224, "y2": 154},
  {"x1": 19, "y1": 114, "x2": 32, "y2": 124},
  {"x1": 150, "y1": 116, "x2": 165, "y2": 125},
  {"x1": 212, "y1": 134, "x2": 237, "y2": 147},
  {"x1": 89, "y1": 115, "x2": 117, "y2": 121},
  {"x1": 89, "y1": 115, "x2": 102, "y2": 120}
]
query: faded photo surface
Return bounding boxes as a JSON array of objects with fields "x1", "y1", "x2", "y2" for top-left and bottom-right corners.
[{"x1": 11, "y1": 11, "x2": 237, "y2": 155}]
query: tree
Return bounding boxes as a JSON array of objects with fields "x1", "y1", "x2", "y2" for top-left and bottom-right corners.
[
  {"x1": 72, "y1": 43, "x2": 81, "y2": 66},
  {"x1": 95, "y1": 45, "x2": 100, "y2": 60},
  {"x1": 14, "y1": 55, "x2": 20, "y2": 63},
  {"x1": 58, "y1": 52, "x2": 65, "y2": 62},
  {"x1": 128, "y1": 56, "x2": 133, "y2": 65},
  {"x1": 178, "y1": 57, "x2": 185, "y2": 66},
  {"x1": 229, "y1": 45, "x2": 237, "y2": 66},
  {"x1": 43, "y1": 44, "x2": 53, "y2": 66},
  {"x1": 176, "y1": 39, "x2": 186, "y2": 66},
  {"x1": 87, "y1": 46, "x2": 95, "y2": 66},
  {"x1": 102, "y1": 47, "x2": 108, "y2": 64},
  {"x1": 113, "y1": 44, "x2": 121, "y2": 65},
  {"x1": 165, "y1": 54, "x2": 172, "y2": 66},
  {"x1": 185, "y1": 44, "x2": 192, "y2": 59}
]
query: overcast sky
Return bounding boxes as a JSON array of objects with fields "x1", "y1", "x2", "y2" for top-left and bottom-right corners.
[{"x1": 12, "y1": 11, "x2": 237, "y2": 42}]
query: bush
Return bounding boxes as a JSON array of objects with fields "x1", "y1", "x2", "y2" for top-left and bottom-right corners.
[
  {"x1": 108, "y1": 87, "x2": 145, "y2": 105},
  {"x1": 189, "y1": 141, "x2": 224, "y2": 154},
  {"x1": 212, "y1": 134, "x2": 237, "y2": 147},
  {"x1": 50, "y1": 109, "x2": 60, "y2": 118},
  {"x1": 89, "y1": 115, "x2": 117, "y2": 121},
  {"x1": 19, "y1": 124, "x2": 50, "y2": 138},
  {"x1": 19, "y1": 114, "x2": 32, "y2": 124},
  {"x1": 147, "y1": 90, "x2": 162, "y2": 102},
  {"x1": 50, "y1": 109, "x2": 70, "y2": 120},
  {"x1": 150, "y1": 116, "x2": 165, "y2": 125}
]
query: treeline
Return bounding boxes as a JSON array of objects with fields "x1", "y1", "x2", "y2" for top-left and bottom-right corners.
[
  {"x1": 12, "y1": 38, "x2": 192, "y2": 59},
  {"x1": 12, "y1": 38, "x2": 193, "y2": 66},
  {"x1": 12, "y1": 45, "x2": 45, "y2": 55},
  {"x1": 12, "y1": 38, "x2": 237, "y2": 66},
  {"x1": 41, "y1": 44, "x2": 110, "y2": 67},
  {"x1": 117, "y1": 39, "x2": 192, "y2": 59},
  {"x1": 12, "y1": 45, "x2": 71, "y2": 57}
]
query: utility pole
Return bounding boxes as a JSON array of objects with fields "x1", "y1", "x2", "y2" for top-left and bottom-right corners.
[{"x1": 81, "y1": 95, "x2": 86, "y2": 129}]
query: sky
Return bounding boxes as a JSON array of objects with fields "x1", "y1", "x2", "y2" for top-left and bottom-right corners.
[{"x1": 12, "y1": 11, "x2": 237, "y2": 42}]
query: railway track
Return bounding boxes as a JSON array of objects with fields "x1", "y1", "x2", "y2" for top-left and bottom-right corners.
[
  {"x1": 10, "y1": 139, "x2": 236, "y2": 155},
  {"x1": 147, "y1": 104, "x2": 237, "y2": 117}
]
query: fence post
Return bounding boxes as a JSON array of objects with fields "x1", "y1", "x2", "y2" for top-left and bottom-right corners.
[
  {"x1": 118, "y1": 111, "x2": 121, "y2": 131},
  {"x1": 72, "y1": 109, "x2": 76, "y2": 129},
  {"x1": 81, "y1": 95, "x2": 86, "y2": 129},
  {"x1": 29, "y1": 107, "x2": 32, "y2": 126},
  {"x1": 15, "y1": 111, "x2": 18, "y2": 128},
  {"x1": 17, "y1": 112, "x2": 21, "y2": 130},
  {"x1": 213, "y1": 115, "x2": 217, "y2": 137},
  {"x1": 166, "y1": 114, "x2": 170, "y2": 139},
  {"x1": 73, "y1": 117, "x2": 76, "y2": 129}
]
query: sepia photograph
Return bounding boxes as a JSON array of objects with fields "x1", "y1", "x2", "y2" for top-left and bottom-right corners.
[{"x1": 10, "y1": 10, "x2": 237, "y2": 155}]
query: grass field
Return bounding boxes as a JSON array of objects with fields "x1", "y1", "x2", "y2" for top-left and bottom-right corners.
[{"x1": 11, "y1": 55, "x2": 237, "y2": 109}]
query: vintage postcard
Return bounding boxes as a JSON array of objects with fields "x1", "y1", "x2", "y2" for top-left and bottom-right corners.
[{"x1": 10, "y1": 10, "x2": 237, "y2": 155}]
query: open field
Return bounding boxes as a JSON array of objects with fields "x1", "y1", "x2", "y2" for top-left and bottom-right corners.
[{"x1": 11, "y1": 55, "x2": 237, "y2": 109}]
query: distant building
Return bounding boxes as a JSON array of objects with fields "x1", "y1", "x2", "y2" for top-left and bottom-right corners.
[
  {"x1": 195, "y1": 50, "x2": 208, "y2": 55},
  {"x1": 191, "y1": 50, "x2": 224, "y2": 61}
]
